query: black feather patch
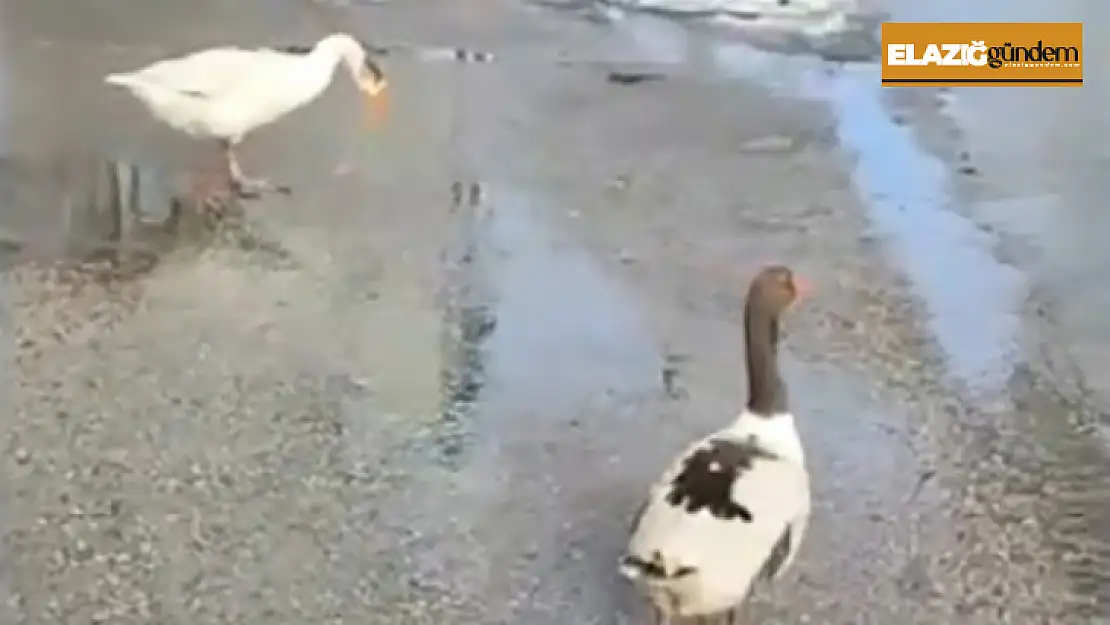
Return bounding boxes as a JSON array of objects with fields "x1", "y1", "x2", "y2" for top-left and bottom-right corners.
[
  {"x1": 622, "y1": 553, "x2": 665, "y2": 578},
  {"x1": 362, "y1": 57, "x2": 385, "y2": 83},
  {"x1": 357, "y1": 40, "x2": 392, "y2": 56},
  {"x1": 758, "y1": 527, "x2": 792, "y2": 582},
  {"x1": 622, "y1": 551, "x2": 698, "y2": 580},
  {"x1": 664, "y1": 437, "x2": 776, "y2": 521}
]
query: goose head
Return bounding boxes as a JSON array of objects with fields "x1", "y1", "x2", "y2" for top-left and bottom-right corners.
[
  {"x1": 746, "y1": 265, "x2": 809, "y2": 316},
  {"x1": 316, "y1": 33, "x2": 389, "y2": 123}
]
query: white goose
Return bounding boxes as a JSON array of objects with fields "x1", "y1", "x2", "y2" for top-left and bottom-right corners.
[
  {"x1": 621, "y1": 265, "x2": 811, "y2": 625},
  {"x1": 104, "y1": 33, "x2": 389, "y2": 198}
]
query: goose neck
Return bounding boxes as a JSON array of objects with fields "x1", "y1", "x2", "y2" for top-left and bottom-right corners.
[{"x1": 743, "y1": 302, "x2": 787, "y2": 417}]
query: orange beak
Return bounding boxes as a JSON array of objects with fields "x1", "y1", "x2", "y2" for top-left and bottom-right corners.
[
  {"x1": 361, "y1": 79, "x2": 389, "y2": 129},
  {"x1": 791, "y1": 276, "x2": 812, "y2": 302}
]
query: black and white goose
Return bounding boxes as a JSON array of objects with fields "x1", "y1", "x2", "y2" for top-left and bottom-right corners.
[{"x1": 620, "y1": 265, "x2": 811, "y2": 624}]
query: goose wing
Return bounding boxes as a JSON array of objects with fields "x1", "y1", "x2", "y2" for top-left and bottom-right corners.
[
  {"x1": 624, "y1": 435, "x2": 810, "y2": 591},
  {"x1": 126, "y1": 47, "x2": 300, "y2": 99}
]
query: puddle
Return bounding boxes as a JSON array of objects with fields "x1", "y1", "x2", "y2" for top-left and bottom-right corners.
[
  {"x1": 799, "y1": 65, "x2": 1023, "y2": 393},
  {"x1": 481, "y1": 187, "x2": 658, "y2": 404},
  {"x1": 0, "y1": 153, "x2": 251, "y2": 280},
  {"x1": 435, "y1": 183, "x2": 660, "y2": 463}
]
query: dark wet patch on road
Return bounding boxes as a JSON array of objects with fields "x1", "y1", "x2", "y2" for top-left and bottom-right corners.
[{"x1": 435, "y1": 181, "x2": 497, "y2": 468}]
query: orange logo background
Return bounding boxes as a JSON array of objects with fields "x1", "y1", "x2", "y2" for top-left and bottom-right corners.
[{"x1": 881, "y1": 22, "x2": 1083, "y2": 87}]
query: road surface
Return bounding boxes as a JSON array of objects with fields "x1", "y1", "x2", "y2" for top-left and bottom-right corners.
[{"x1": 1, "y1": 0, "x2": 1106, "y2": 623}]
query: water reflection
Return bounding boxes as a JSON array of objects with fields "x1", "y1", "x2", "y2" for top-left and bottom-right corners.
[
  {"x1": 0, "y1": 154, "x2": 212, "y2": 272},
  {"x1": 438, "y1": 181, "x2": 498, "y2": 467}
]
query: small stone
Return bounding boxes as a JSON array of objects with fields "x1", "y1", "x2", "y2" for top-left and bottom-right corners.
[
  {"x1": 740, "y1": 135, "x2": 796, "y2": 153},
  {"x1": 13, "y1": 447, "x2": 31, "y2": 464},
  {"x1": 73, "y1": 538, "x2": 94, "y2": 560}
]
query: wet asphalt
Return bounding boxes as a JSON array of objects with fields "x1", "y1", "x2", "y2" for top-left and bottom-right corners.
[{"x1": 3, "y1": 0, "x2": 1110, "y2": 623}]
